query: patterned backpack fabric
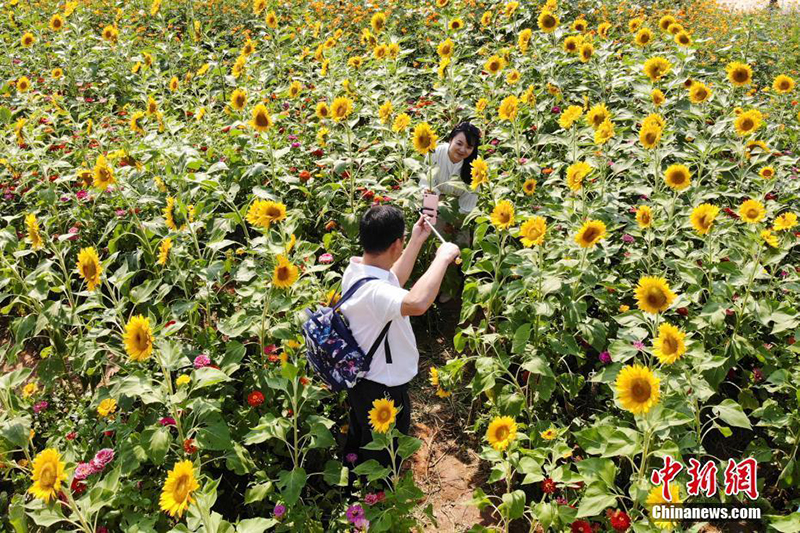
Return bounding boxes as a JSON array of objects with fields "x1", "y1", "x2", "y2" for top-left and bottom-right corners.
[{"x1": 302, "y1": 277, "x2": 392, "y2": 392}]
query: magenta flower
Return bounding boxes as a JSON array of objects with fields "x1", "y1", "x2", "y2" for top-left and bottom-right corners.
[
  {"x1": 193, "y1": 354, "x2": 211, "y2": 369},
  {"x1": 115, "y1": 209, "x2": 127, "y2": 217},
  {"x1": 364, "y1": 493, "x2": 379, "y2": 505},
  {"x1": 90, "y1": 448, "x2": 115, "y2": 472},
  {"x1": 346, "y1": 504, "x2": 365, "y2": 523},
  {"x1": 33, "y1": 401, "x2": 48, "y2": 413},
  {"x1": 633, "y1": 341, "x2": 646, "y2": 351},
  {"x1": 622, "y1": 234, "x2": 635, "y2": 244},
  {"x1": 159, "y1": 416, "x2": 177, "y2": 426},
  {"x1": 345, "y1": 453, "x2": 358, "y2": 464},
  {"x1": 353, "y1": 517, "x2": 370, "y2": 530},
  {"x1": 74, "y1": 462, "x2": 94, "y2": 481},
  {"x1": 76, "y1": 190, "x2": 88, "y2": 200},
  {"x1": 319, "y1": 253, "x2": 333, "y2": 264},
  {"x1": 599, "y1": 351, "x2": 611, "y2": 364},
  {"x1": 273, "y1": 504, "x2": 286, "y2": 518}
]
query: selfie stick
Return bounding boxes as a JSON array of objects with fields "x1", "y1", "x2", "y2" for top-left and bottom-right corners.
[{"x1": 421, "y1": 214, "x2": 462, "y2": 266}]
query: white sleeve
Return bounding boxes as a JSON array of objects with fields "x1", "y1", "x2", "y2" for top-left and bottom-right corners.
[
  {"x1": 458, "y1": 191, "x2": 478, "y2": 213},
  {"x1": 367, "y1": 283, "x2": 408, "y2": 323}
]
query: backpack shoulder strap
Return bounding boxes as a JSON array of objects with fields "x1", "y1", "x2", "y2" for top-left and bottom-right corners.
[
  {"x1": 366, "y1": 321, "x2": 392, "y2": 364},
  {"x1": 331, "y1": 276, "x2": 378, "y2": 311}
]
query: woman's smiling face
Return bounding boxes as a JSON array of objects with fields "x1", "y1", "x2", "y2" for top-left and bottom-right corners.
[{"x1": 448, "y1": 132, "x2": 475, "y2": 163}]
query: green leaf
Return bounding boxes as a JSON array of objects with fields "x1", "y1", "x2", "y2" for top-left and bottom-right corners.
[
  {"x1": 277, "y1": 468, "x2": 307, "y2": 507},
  {"x1": 353, "y1": 459, "x2": 391, "y2": 482},
  {"x1": 244, "y1": 482, "x2": 273, "y2": 504},
  {"x1": 0, "y1": 417, "x2": 32, "y2": 448},
  {"x1": 193, "y1": 367, "x2": 231, "y2": 389},
  {"x1": 575, "y1": 482, "x2": 617, "y2": 518},
  {"x1": 712, "y1": 399, "x2": 752, "y2": 430},
  {"x1": 195, "y1": 414, "x2": 233, "y2": 451},
  {"x1": 8, "y1": 495, "x2": 27, "y2": 533},
  {"x1": 500, "y1": 490, "x2": 526, "y2": 520},
  {"x1": 236, "y1": 518, "x2": 279, "y2": 533},
  {"x1": 306, "y1": 422, "x2": 335, "y2": 450},
  {"x1": 397, "y1": 435, "x2": 422, "y2": 458},
  {"x1": 130, "y1": 279, "x2": 161, "y2": 304},
  {"x1": 767, "y1": 512, "x2": 800, "y2": 532},
  {"x1": 142, "y1": 427, "x2": 171, "y2": 465},
  {"x1": 512, "y1": 324, "x2": 531, "y2": 355},
  {"x1": 244, "y1": 414, "x2": 290, "y2": 444},
  {"x1": 323, "y1": 460, "x2": 349, "y2": 486}
]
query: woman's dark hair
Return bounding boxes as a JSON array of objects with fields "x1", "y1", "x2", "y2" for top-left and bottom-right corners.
[
  {"x1": 359, "y1": 205, "x2": 405, "y2": 254},
  {"x1": 444, "y1": 122, "x2": 481, "y2": 185}
]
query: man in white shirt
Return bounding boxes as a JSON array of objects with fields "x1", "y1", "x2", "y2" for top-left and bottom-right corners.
[{"x1": 339, "y1": 205, "x2": 460, "y2": 474}]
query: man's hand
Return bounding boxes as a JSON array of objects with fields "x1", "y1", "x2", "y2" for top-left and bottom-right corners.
[
  {"x1": 411, "y1": 215, "x2": 433, "y2": 243},
  {"x1": 435, "y1": 242, "x2": 461, "y2": 264}
]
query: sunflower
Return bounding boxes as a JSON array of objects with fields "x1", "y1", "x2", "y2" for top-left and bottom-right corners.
[
  {"x1": 412, "y1": 122, "x2": 438, "y2": 154},
  {"x1": 273, "y1": 255, "x2": 299, "y2": 289},
  {"x1": 21, "y1": 32, "x2": 35, "y2": 47},
  {"x1": 50, "y1": 14, "x2": 65, "y2": 31},
  {"x1": 147, "y1": 95, "x2": 158, "y2": 115},
  {"x1": 253, "y1": 0, "x2": 266, "y2": 15},
  {"x1": 518, "y1": 28, "x2": 532, "y2": 53},
  {"x1": 519, "y1": 217, "x2": 547, "y2": 247},
  {"x1": 726, "y1": 61, "x2": 752, "y2": 87},
  {"x1": 101, "y1": 25, "x2": 118, "y2": 42},
  {"x1": 663, "y1": 164, "x2": 691, "y2": 191},
  {"x1": 537, "y1": 10, "x2": 559, "y2": 33},
  {"x1": 761, "y1": 229, "x2": 779, "y2": 248},
  {"x1": 250, "y1": 104, "x2": 273, "y2": 132},
  {"x1": 373, "y1": 44, "x2": 389, "y2": 60},
  {"x1": 634, "y1": 27, "x2": 653, "y2": 46},
  {"x1": 368, "y1": 398, "x2": 397, "y2": 433},
  {"x1": 636, "y1": 205, "x2": 653, "y2": 228},
  {"x1": 392, "y1": 113, "x2": 411, "y2": 133},
  {"x1": 97, "y1": 398, "x2": 117, "y2": 417},
  {"x1": 773, "y1": 212, "x2": 798, "y2": 231},
  {"x1": 470, "y1": 157, "x2": 489, "y2": 190},
  {"x1": 491, "y1": 201, "x2": 515, "y2": 230},
  {"x1": 628, "y1": 17, "x2": 643, "y2": 32},
  {"x1": 773, "y1": 75, "x2": 795, "y2": 94},
  {"x1": 330, "y1": 96, "x2": 353, "y2": 122},
  {"x1": 559, "y1": 105, "x2": 583, "y2": 129},
  {"x1": 265, "y1": 11, "x2": 278, "y2": 29},
  {"x1": 124, "y1": 315, "x2": 153, "y2": 362},
  {"x1": 312, "y1": 102, "x2": 330, "y2": 122},
  {"x1": 586, "y1": 103, "x2": 610, "y2": 129},
  {"x1": 651, "y1": 89, "x2": 665, "y2": 106},
  {"x1": 498, "y1": 95, "x2": 519, "y2": 121},
  {"x1": 157, "y1": 238, "x2": 172, "y2": 266},
  {"x1": 449, "y1": 18, "x2": 464, "y2": 31},
  {"x1": 17, "y1": 76, "x2": 31, "y2": 93},
  {"x1": 486, "y1": 416, "x2": 517, "y2": 451},
  {"x1": 27, "y1": 449, "x2": 67, "y2": 502},
  {"x1": 93, "y1": 154, "x2": 116, "y2": 190},
  {"x1": 151, "y1": 0, "x2": 162, "y2": 16},
  {"x1": 506, "y1": 69, "x2": 521, "y2": 85},
  {"x1": 342, "y1": 56, "x2": 361, "y2": 70},
  {"x1": 615, "y1": 364, "x2": 660, "y2": 415},
  {"x1": 652, "y1": 323, "x2": 687, "y2": 365},
  {"x1": 675, "y1": 30, "x2": 692, "y2": 46},
  {"x1": 429, "y1": 366, "x2": 440, "y2": 387},
  {"x1": 739, "y1": 199, "x2": 765, "y2": 224},
  {"x1": 52, "y1": 68, "x2": 64, "y2": 79},
  {"x1": 288, "y1": 80, "x2": 302, "y2": 98},
  {"x1": 25, "y1": 213, "x2": 43, "y2": 251},
  {"x1": 659, "y1": 15, "x2": 676, "y2": 32},
  {"x1": 598, "y1": 21, "x2": 612, "y2": 38},
  {"x1": 734, "y1": 109, "x2": 763, "y2": 136},
  {"x1": 160, "y1": 460, "x2": 200, "y2": 518},
  {"x1": 579, "y1": 42, "x2": 594, "y2": 63},
  {"x1": 522, "y1": 178, "x2": 537, "y2": 196},
  {"x1": 540, "y1": 428, "x2": 558, "y2": 440},
  {"x1": 168, "y1": 76, "x2": 179, "y2": 92},
  {"x1": 164, "y1": 196, "x2": 186, "y2": 231},
  {"x1": 130, "y1": 111, "x2": 145, "y2": 134},
  {"x1": 639, "y1": 124, "x2": 662, "y2": 150},
  {"x1": 594, "y1": 119, "x2": 615, "y2": 145},
  {"x1": 484, "y1": 55, "x2": 506, "y2": 75},
  {"x1": 759, "y1": 166, "x2": 775, "y2": 179},
  {"x1": 436, "y1": 38, "x2": 454, "y2": 59},
  {"x1": 573, "y1": 18, "x2": 588, "y2": 32},
  {"x1": 230, "y1": 88, "x2": 247, "y2": 111},
  {"x1": 246, "y1": 200, "x2": 287, "y2": 229},
  {"x1": 635, "y1": 276, "x2": 677, "y2": 314},
  {"x1": 646, "y1": 483, "x2": 682, "y2": 529},
  {"x1": 371, "y1": 12, "x2": 386, "y2": 33},
  {"x1": 563, "y1": 35, "x2": 582, "y2": 54},
  {"x1": 376, "y1": 101, "x2": 393, "y2": 125},
  {"x1": 232, "y1": 55, "x2": 247, "y2": 78},
  {"x1": 481, "y1": 10, "x2": 493, "y2": 26},
  {"x1": 690, "y1": 204, "x2": 720, "y2": 235},
  {"x1": 566, "y1": 161, "x2": 592, "y2": 191},
  {"x1": 643, "y1": 57, "x2": 672, "y2": 82},
  {"x1": 388, "y1": 43, "x2": 400, "y2": 59},
  {"x1": 77, "y1": 247, "x2": 103, "y2": 290},
  {"x1": 667, "y1": 23, "x2": 684, "y2": 35},
  {"x1": 575, "y1": 219, "x2": 606, "y2": 248},
  {"x1": 688, "y1": 81, "x2": 711, "y2": 104}
]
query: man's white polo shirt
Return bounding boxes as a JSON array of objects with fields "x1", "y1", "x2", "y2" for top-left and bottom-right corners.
[{"x1": 339, "y1": 257, "x2": 419, "y2": 387}]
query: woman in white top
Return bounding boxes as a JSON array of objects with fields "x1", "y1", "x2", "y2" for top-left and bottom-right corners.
[
  {"x1": 421, "y1": 122, "x2": 482, "y2": 219},
  {"x1": 420, "y1": 122, "x2": 481, "y2": 302}
]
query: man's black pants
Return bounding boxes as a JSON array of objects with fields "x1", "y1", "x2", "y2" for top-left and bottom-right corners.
[{"x1": 342, "y1": 378, "x2": 411, "y2": 471}]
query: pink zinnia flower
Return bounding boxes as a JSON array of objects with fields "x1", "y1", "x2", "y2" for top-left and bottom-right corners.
[
  {"x1": 74, "y1": 462, "x2": 94, "y2": 480},
  {"x1": 159, "y1": 416, "x2": 177, "y2": 426},
  {"x1": 319, "y1": 253, "x2": 333, "y2": 264},
  {"x1": 193, "y1": 354, "x2": 211, "y2": 368},
  {"x1": 90, "y1": 448, "x2": 115, "y2": 472}
]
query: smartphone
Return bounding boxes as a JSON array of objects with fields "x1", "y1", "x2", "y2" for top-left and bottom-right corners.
[{"x1": 422, "y1": 192, "x2": 439, "y2": 226}]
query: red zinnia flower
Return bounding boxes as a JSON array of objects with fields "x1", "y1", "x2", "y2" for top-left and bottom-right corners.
[
  {"x1": 607, "y1": 509, "x2": 631, "y2": 531},
  {"x1": 247, "y1": 391, "x2": 265, "y2": 407},
  {"x1": 541, "y1": 478, "x2": 557, "y2": 494},
  {"x1": 571, "y1": 520, "x2": 592, "y2": 533}
]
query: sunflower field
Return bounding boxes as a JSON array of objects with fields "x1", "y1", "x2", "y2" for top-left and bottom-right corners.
[{"x1": 2, "y1": 0, "x2": 800, "y2": 530}]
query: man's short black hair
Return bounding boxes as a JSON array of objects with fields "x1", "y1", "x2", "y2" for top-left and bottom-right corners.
[{"x1": 359, "y1": 205, "x2": 405, "y2": 254}]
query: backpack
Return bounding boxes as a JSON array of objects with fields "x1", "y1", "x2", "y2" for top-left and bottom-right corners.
[{"x1": 302, "y1": 277, "x2": 392, "y2": 392}]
